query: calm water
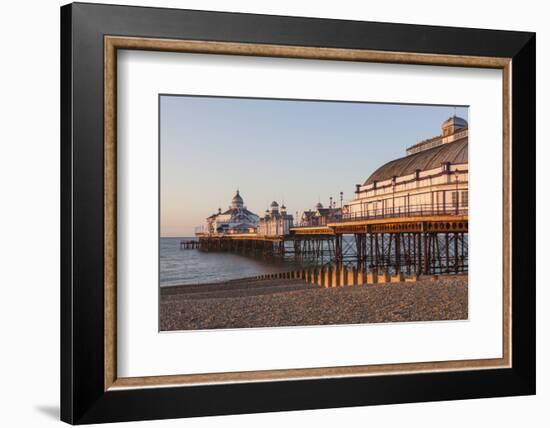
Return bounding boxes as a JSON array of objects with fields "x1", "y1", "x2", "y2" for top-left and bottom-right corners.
[
  {"x1": 160, "y1": 237, "x2": 303, "y2": 287},
  {"x1": 161, "y1": 235, "x2": 468, "y2": 287}
]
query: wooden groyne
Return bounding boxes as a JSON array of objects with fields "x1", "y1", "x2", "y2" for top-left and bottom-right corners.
[{"x1": 255, "y1": 266, "x2": 417, "y2": 288}]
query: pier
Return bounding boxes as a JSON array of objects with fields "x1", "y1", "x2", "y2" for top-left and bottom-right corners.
[
  {"x1": 180, "y1": 240, "x2": 199, "y2": 249},
  {"x1": 192, "y1": 116, "x2": 470, "y2": 281},
  {"x1": 194, "y1": 203, "x2": 468, "y2": 279}
]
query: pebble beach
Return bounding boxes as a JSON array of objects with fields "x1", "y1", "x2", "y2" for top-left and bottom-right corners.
[{"x1": 160, "y1": 274, "x2": 468, "y2": 331}]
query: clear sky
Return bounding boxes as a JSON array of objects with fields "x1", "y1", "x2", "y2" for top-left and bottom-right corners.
[{"x1": 160, "y1": 95, "x2": 468, "y2": 237}]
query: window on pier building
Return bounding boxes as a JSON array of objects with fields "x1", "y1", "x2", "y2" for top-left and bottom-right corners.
[
  {"x1": 461, "y1": 190, "x2": 469, "y2": 207},
  {"x1": 451, "y1": 191, "x2": 459, "y2": 208}
]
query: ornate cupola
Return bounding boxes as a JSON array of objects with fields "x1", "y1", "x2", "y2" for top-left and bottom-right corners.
[
  {"x1": 442, "y1": 115, "x2": 468, "y2": 137},
  {"x1": 270, "y1": 201, "x2": 279, "y2": 214},
  {"x1": 231, "y1": 189, "x2": 244, "y2": 209}
]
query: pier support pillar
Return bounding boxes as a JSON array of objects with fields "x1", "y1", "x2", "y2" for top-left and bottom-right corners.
[
  {"x1": 445, "y1": 233, "x2": 450, "y2": 274},
  {"x1": 454, "y1": 233, "x2": 458, "y2": 273},
  {"x1": 323, "y1": 266, "x2": 332, "y2": 288}
]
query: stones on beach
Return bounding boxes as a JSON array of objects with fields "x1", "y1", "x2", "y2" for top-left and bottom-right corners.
[{"x1": 160, "y1": 275, "x2": 468, "y2": 331}]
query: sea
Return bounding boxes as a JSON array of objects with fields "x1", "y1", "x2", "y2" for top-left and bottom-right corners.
[
  {"x1": 160, "y1": 237, "x2": 303, "y2": 287},
  {"x1": 161, "y1": 235, "x2": 467, "y2": 287}
]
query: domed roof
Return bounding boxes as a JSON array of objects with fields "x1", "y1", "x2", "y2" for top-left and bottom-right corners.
[
  {"x1": 315, "y1": 202, "x2": 323, "y2": 210},
  {"x1": 232, "y1": 190, "x2": 243, "y2": 203},
  {"x1": 230, "y1": 189, "x2": 244, "y2": 209},
  {"x1": 270, "y1": 201, "x2": 279, "y2": 207},
  {"x1": 364, "y1": 138, "x2": 468, "y2": 185}
]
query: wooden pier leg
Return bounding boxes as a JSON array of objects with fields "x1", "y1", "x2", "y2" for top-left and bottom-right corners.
[
  {"x1": 375, "y1": 233, "x2": 379, "y2": 274},
  {"x1": 460, "y1": 233, "x2": 468, "y2": 271},
  {"x1": 445, "y1": 233, "x2": 450, "y2": 274},
  {"x1": 405, "y1": 234, "x2": 410, "y2": 275},
  {"x1": 395, "y1": 233, "x2": 401, "y2": 275},
  {"x1": 369, "y1": 233, "x2": 374, "y2": 271},
  {"x1": 386, "y1": 233, "x2": 392, "y2": 273},
  {"x1": 335, "y1": 235, "x2": 342, "y2": 268},
  {"x1": 454, "y1": 233, "x2": 458, "y2": 273},
  {"x1": 423, "y1": 233, "x2": 429, "y2": 275},
  {"x1": 355, "y1": 234, "x2": 362, "y2": 271}
]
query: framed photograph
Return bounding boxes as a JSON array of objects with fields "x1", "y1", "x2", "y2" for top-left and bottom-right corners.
[{"x1": 61, "y1": 2, "x2": 535, "y2": 424}]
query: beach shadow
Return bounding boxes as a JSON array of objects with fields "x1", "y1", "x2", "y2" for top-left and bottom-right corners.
[{"x1": 35, "y1": 405, "x2": 59, "y2": 420}]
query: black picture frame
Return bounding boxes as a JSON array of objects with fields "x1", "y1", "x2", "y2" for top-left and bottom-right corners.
[{"x1": 61, "y1": 2, "x2": 535, "y2": 424}]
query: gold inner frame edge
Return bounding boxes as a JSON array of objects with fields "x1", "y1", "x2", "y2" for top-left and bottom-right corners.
[{"x1": 104, "y1": 36, "x2": 512, "y2": 391}]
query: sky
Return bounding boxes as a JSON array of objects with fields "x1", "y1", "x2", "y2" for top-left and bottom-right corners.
[{"x1": 160, "y1": 95, "x2": 468, "y2": 237}]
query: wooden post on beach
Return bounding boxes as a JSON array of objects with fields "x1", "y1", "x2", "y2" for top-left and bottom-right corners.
[
  {"x1": 349, "y1": 267, "x2": 357, "y2": 286},
  {"x1": 331, "y1": 266, "x2": 339, "y2": 287},
  {"x1": 366, "y1": 272, "x2": 377, "y2": 284},
  {"x1": 340, "y1": 265, "x2": 347, "y2": 286},
  {"x1": 323, "y1": 266, "x2": 332, "y2": 288},
  {"x1": 311, "y1": 268, "x2": 318, "y2": 285},
  {"x1": 356, "y1": 268, "x2": 365, "y2": 285},
  {"x1": 390, "y1": 272, "x2": 404, "y2": 283},
  {"x1": 378, "y1": 271, "x2": 389, "y2": 283},
  {"x1": 317, "y1": 267, "x2": 324, "y2": 287}
]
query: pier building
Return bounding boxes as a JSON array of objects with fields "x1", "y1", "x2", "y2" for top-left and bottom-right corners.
[
  {"x1": 300, "y1": 201, "x2": 342, "y2": 227},
  {"x1": 205, "y1": 190, "x2": 259, "y2": 234},
  {"x1": 257, "y1": 201, "x2": 294, "y2": 236},
  {"x1": 346, "y1": 116, "x2": 468, "y2": 219}
]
